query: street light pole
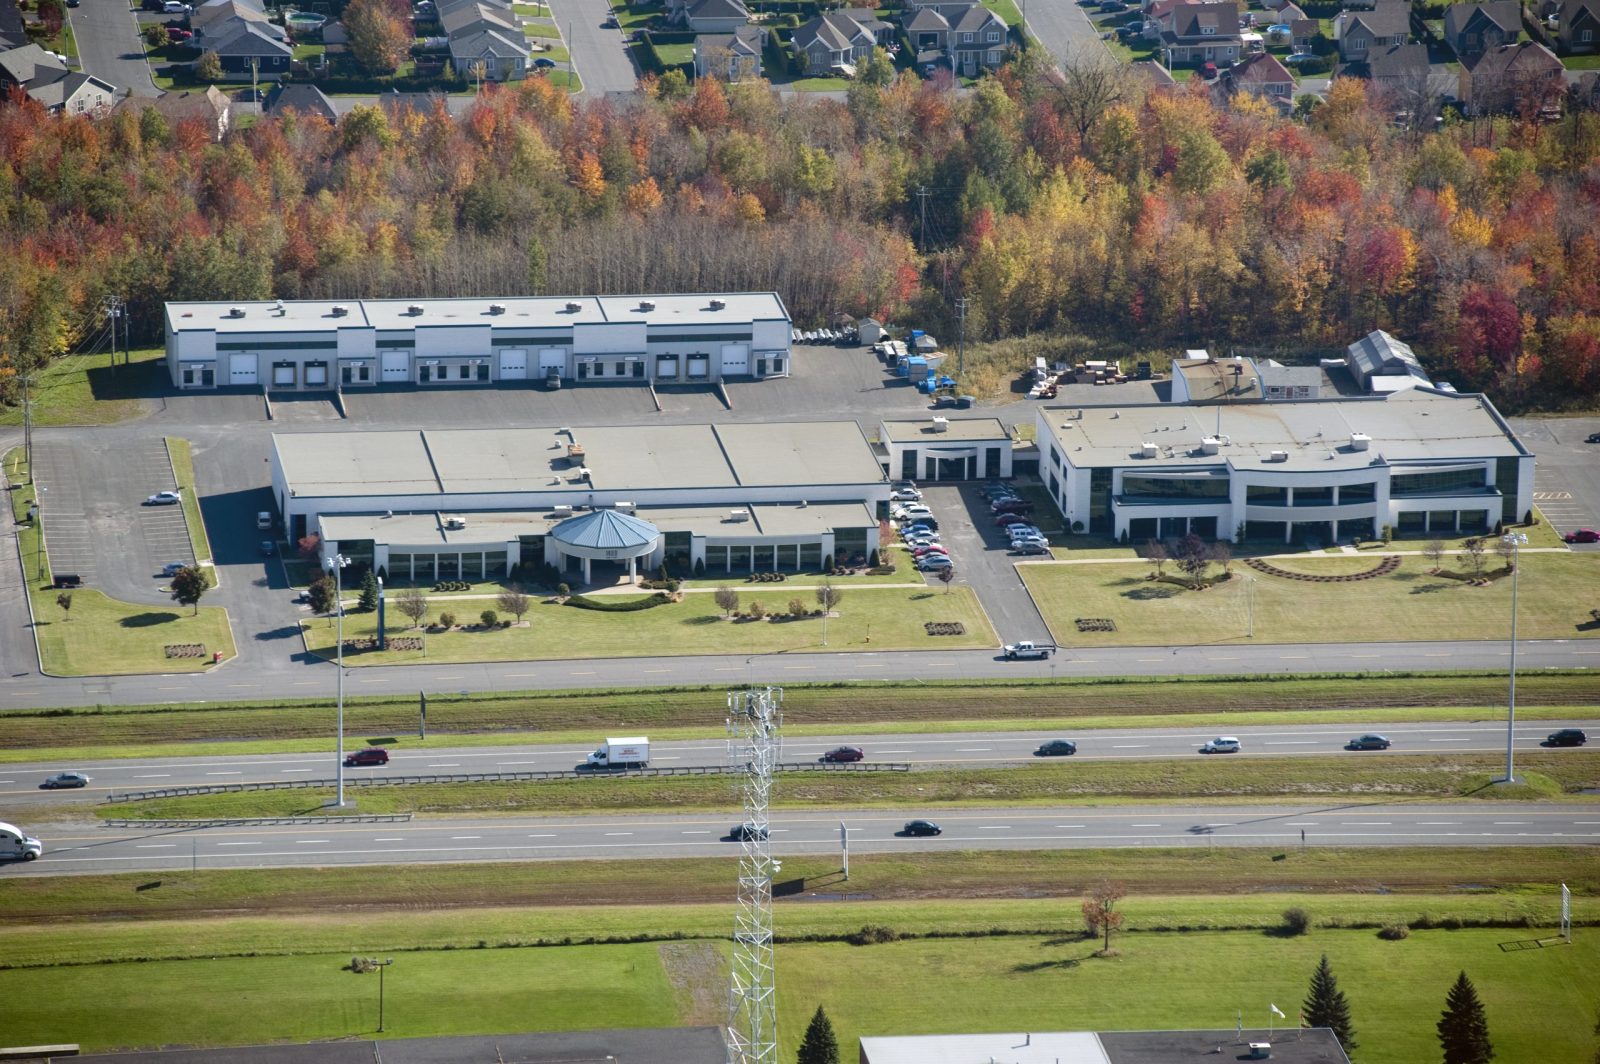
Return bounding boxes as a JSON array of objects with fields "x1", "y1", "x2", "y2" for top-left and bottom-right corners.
[
  {"x1": 1246, "y1": 574, "x2": 1255, "y2": 639},
  {"x1": 1500, "y1": 531, "x2": 1527, "y2": 783},
  {"x1": 378, "y1": 958, "x2": 393, "y2": 1031},
  {"x1": 328, "y1": 553, "x2": 351, "y2": 807}
]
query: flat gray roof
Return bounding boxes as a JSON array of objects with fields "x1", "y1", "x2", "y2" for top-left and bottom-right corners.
[
  {"x1": 1041, "y1": 389, "x2": 1525, "y2": 472},
  {"x1": 881, "y1": 417, "x2": 1010, "y2": 443},
  {"x1": 167, "y1": 293, "x2": 789, "y2": 334},
  {"x1": 276, "y1": 422, "x2": 885, "y2": 500}
]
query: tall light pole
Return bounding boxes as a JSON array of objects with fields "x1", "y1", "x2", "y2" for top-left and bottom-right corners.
[
  {"x1": 1499, "y1": 531, "x2": 1527, "y2": 784},
  {"x1": 327, "y1": 552, "x2": 351, "y2": 807},
  {"x1": 1246, "y1": 574, "x2": 1255, "y2": 639}
]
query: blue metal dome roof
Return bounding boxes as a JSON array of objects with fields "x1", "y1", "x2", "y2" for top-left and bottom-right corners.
[{"x1": 549, "y1": 508, "x2": 660, "y2": 551}]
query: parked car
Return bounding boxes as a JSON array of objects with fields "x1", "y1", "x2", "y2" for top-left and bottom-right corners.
[
  {"x1": 916, "y1": 556, "x2": 954, "y2": 571},
  {"x1": 41, "y1": 771, "x2": 91, "y2": 789},
  {"x1": 601, "y1": 13, "x2": 618, "y2": 26},
  {"x1": 903, "y1": 518, "x2": 939, "y2": 533},
  {"x1": 1546, "y1": 729, "x2": 1588, "y2": 747},
  {"x1": 995, "y1": 513, "x2": 1033, "y2": 527},
  {"x1": 1035, "y1": 739, "x2": 1077, "y2": 756},
  {"x1": 1200, "y1": 736, "x2": 1241, "y2": 754},
  {"x1": 1564, "y1": 528, "x2": 1599, "y2": 544},
  {"x1": 895, "y1": 504, "x2": 935, "y2": 520},
  {"x1": 728, "y1": 823, "x2": 768, "y2": 841},
  {"x1": 259, "y1": 540, "x2": 276, "y2": 556},
  {"x1": 990, "y1": 499, "x2": 1034, "y2": 515},
  {"x1": 890, "y1": 488, "x2": 923, "y2": 502},
  {"x1": 912, "y1": 545, "x2": 949, "y2": 557},
  {"x1": 142, "y1": 0, "x2": 167, "y2": 9},
  {"x1": 1013, "y1": 543, "x2": 1050, "y2": 556},
  {"x1": 902, "y1": 533, "x2": 940, "y2": 546},
  {"x1": 821, "y1": 746, "x2": 864, "y2": 763},
  {"x1": 1585, "y1": 432, "x2": 1600, "y2": 443},
  {"x1": 1347, "y1": 734, "x2": 1392, "y2": 750},
  {"x1": 168, "y1": 27, "x2": 192, "y2": 39},
  {"x1": 902, "y1": 819, "x2": 942, "y2": 836},
  {"x1": 163, "y1": 1, "x2": 191, "y2": 12},
  {"x1": 1009, "y1": 531, "x2": 1046, "y2": 544},
  {"x1": 1200, "y1": 61, "x2": 1218, "y2": 79},
  {"x1": 145, "y1": 490, "x2": 182, "y2": 506},
  {"x1": 160, "y1": 562, "x2": 186, "y2": 577},
  {"x1": 533, "y1": 57, "x2": 556, "y2": 69},
  {"x1": 344, "y1": 748, "x2": 390, "y2": 766}
]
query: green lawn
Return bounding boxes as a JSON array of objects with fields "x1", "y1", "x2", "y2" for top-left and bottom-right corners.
[
  {"x1": 0, "y1": 347, "x2": 165, "y2": 427},
  {"x1": 1563, "y1": 54, "x2": 1600, "y2": 69},
  {"x1": 301, "y1": 586, "x2": 998, "y2": 665},
  {"x1": 651, "y1": 41, "x2": 693, "y2": 64},
  {"x1": 521, "y1": 22, "x2": 562, "y2": 38},
  {"x1": 292, "y1": 42, "x2": 326, "y2": 60},
  {"x1": 983, "y1": 0, "x2": 1023, "y2": 26},
  {"x1": 165, "y1": 437, "x2": 214, "y2": 569},
  {"x1": 545, "y1": 69, "x2": 582, "y2": 92},
  {"x1": 1022, "y1": 552, "x2": 1600, "y2": 647},
  {"x1": 791, "y1": 76, "x2": 854, "y2": 91},
  {"x1": 512, "y1": 1, "x2": 551, "y2": 14},
  {"x1": 529, "y1": 41, "x2": 571, "y2": 63}
]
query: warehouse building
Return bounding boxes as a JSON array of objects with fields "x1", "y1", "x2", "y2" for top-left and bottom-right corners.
[
  {"x1": 163, "y1": 293, "x2": 792, "y2": 390},
  {"x1": 1035, "y1": 387, "x2": 1533, "y2": 545},
  {"x1": 269, "y1": 422, "x2": 887, "y2": 584},
  {"x1": 877, "y1": 416, "x2": 1015, "y2": 482}
]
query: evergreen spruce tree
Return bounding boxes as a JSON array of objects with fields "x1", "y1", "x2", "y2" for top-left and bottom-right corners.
[
  {"x1": 1303, "y1": 954, "x2": 1357, "y2": 1055},
  {"x1": 358, "y1": 568, "x2": 380, "y2": 611},
  {"x1": 797, "y1": 1004, "x2": 839, "y2": 1064},
  {"x1": 1438, "y1": 971, "x2": 1493, "y2": 1064}
]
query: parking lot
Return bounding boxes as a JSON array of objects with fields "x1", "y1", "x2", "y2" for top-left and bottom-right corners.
[{"x1": 1510, "y1": 416, "x2": 1600, "y2": 550}]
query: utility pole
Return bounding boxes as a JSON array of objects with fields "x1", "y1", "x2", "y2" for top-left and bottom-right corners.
[
  {"x1": 915, "y1": 185, "x2": 930, "y2": 249},
  {"x1": 101, "y1": 295, "x2": 124, "y2": 373},
  {"x1": 327, "y1": 553, "x2": 351, "y2": 807},
  {"x1": 21, "y1": 373, "x2": 34, "y2": 484},
  {"x1": 954, "y1": 297, "x2": 968, "y2": 379}
]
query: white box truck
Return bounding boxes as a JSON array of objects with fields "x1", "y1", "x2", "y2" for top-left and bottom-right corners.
[
  {"x1": 0, "y1": 821, "x2": 42, "y2": 861},
  {"x1": 586, "y1": 737, "x2": 649, "y2": 769}
]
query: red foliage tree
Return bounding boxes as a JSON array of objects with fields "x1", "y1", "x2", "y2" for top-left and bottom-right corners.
[{"x1": 1455, "y1": 286, "x2": 1523, "y2": 378}]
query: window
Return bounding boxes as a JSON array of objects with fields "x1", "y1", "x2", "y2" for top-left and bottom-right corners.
[
  {"x1": 1201, "y1": 24, "x2": 1215, "y2": 34},
  {"x1": 1122, "y1": 475, "x2": 1230, "y2": 500},
  {"x1": 962, "y1": 31, "x2": 973, "y2": 41},
  {"x1": 1391, "y1": 468, "x2": 1487, "y2": 496},
  {"x1": 1247, "y1": 484, "x2": 1287, "y2": 506},
  {"x1": 987, "y1": 49, "x2": 1000, "y2": 62},
  {"x1": 1495, "y1": 456, "x2": 1521, "y2": 522},
  {"x1": 1338, "y1": 482, "x2": 1376, "y2": 504},
  {"x1": 1583, "y1": 28, "x2": 1593, "y2": 41},
  {"x1": 1292, "y1": 486, "x2": 1333, "y2": 507},
  {"x1": 986, "y1": 30, "x2": 1000, "y2": 41}
]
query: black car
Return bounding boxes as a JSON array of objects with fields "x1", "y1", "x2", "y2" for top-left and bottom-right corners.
[
  {"x1": 344, "y1": 748, "x2": 390, "y2": 766},
  {"x1": 1546, "y1": 729, "x2": 1588, "y2": 747},
  {"x1": 1586, "y1": 432, "x2": 1600, "y2": 444},
  {"x1": 1035, "y1": 739, "x2": 1078, "y2": 757},
  {"x1": 728, "y1": 823, "x2": 768, "y2": 841},
  {"x1": 821, "y1": 746, "x2": 864, "y2": 763},
  {"x1": 1347, "y1": 734, "x2": 1392, "y2": 750},
  {"x1": 902, "y1": 819, "x2": 942, "y2": 837}
]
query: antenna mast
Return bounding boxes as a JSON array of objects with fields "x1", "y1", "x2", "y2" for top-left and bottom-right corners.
[{"x1": 726, "y1": 686, "x2": 783, "y2": 1064}]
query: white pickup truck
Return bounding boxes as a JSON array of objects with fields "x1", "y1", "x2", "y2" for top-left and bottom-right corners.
[{"x1": 1003, "y1": 641, "x2": 1055, "y2": 660}]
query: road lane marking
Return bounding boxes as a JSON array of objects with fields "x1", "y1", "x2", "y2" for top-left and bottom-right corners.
[
  {"x1": 205, "y1": 772, "x2": 242, "y2": 776},
  {"x1": 569, "y1": 671, "x2": 597, "y2": 676},
  {"x1": 1131, "y1": 823, "x2": 1161, "y2": 827},
  {"x1": 451, "y1": 836, "x2": 481, "y2": 840},
  {"x1": 498, "y1": 761, "x2": 542, "y2": 766},
  {"x1": 681, "y1": 830, "x2": 711, "y2": 835},
  {"x1": 429, "y1": 763, "x2": 461, "y2": 767},
  {"x1": 137, "y1": 844, "x2": 177, "y2": 849},
  {"x1": 604, "y1": 832, "x2": 633, "y2": 836},
  {"x1": 135, "y1": 774, "x2": 171, "y2": 778},
  {"x1": 281, "y1": 769, "x2": 313, "y2": 773},
  {"x1": 1112, "y1": 744, "x2": 1148, "y2": 749},
  {"x1": 876, "y1": 749, "x2": 913, "y2": 754},
  {"x1": 526, "y1": 834, "x2": 556, "y2": 837},
  {"x1": 1265, "y1": 741, "x2": 1317, "y2": 745},
  {"x1": 1430, "y1": 738, "x2": 1470, "y2": 742},
  {"x1": 979, "y1": 825, "x2": 1011, "y2": 830},
  {"x1": 1056, "y1": 824, "x2": 1085, "y2": 828},
  {"x1": 1418, "y1": 822, "x2": 1460, "y2": 826},
  {"x1": 1343, "y1": 822, "x2": 1391, "y2": 825},
  {"x1": 295, "y1": 839, "x2": 330, "y2": 844},
  {"x1": 957, "y1": 747, "x2": 991, "y2": 752},
  {"x1": 218, "y1": 842, "x2": 261, "y2": 847},
  {"x1": 374, "y1": 838, "x2": 404, "y2": 842},
  {"x1": 1494, "y1": 821, "x2": 1527, "y2": 825}
]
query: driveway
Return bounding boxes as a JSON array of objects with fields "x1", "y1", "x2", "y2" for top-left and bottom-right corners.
[
  {"x1": 544, "y1": 0, "x2": 638, "y2": 97},
  {"x1": 915, "y1": 483, "x2": 1052, "y2": 645},
  {"x1": 1510, "y1": 416, "x2": 1600, "y2": 550},
  {"x1": 1023, "y1": 0, "x2": 1112, "y2": 68},
  {"x1": 68, "y1": 0, "x2": 158, "y2": 97}
]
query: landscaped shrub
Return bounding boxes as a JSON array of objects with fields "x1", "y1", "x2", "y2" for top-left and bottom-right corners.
[
  {"x1": 557, "y1": 582, "x2": 570, "y2": 597},
  {"x1": 867, "y1": 548, "x2": 879, "y2": 566},
  {"x1": 823, "y1": 554, "x2": 833, "y2": 570},
  {"x1": 748, "y1": 600, "x2": 767, "y2": 620},
  {"x1": 1378, "y1": 924, "x2": 1410, "y2": 940},
  {"x1": 847, "y1": 924, "x2": 901, "y2": 945},
  {"x1": 1281, "y1": 907, "x2": 1313, "y2": 936},
  {"x1": 438, "y1": 611, "x2": 457, "y2": 628},
  {"x1": 693, "y1": 557, "x2": 705, "y2": 577},
  {"x1": 479, "y1": 610, "x2": 498, "y2": 627},
  {"x1": 562, "y1": 592, "x2": 673, "y2": 612},
  {"x1": 788, "y1": 598, "x2": 807, "y2": 618}
]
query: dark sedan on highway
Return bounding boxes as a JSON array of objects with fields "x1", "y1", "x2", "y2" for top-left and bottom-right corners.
[
  {"x1": 1546, "y1": 729, "x2": 1587, "y2": 747},
  {"x1": 902, "y1": 819, "x2": 942, "y2": 837},
  {"x1": 728, "y1": 823, "x2": 768, "y2": 841},
  {"x1": 344, "y1": 748, "x2": 390, "y2": 766},
  {"x1": 1035, "y1": 739, "x2": 1078, "y2": 757},
  {"x1": 821, "y1": 746, "x2": 864, "y2": 762},
  {"x1": 1347, "y1": 734, "x2": 1392, "y2": 750}
]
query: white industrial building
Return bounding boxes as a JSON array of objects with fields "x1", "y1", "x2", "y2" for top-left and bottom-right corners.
[
  {"x1": 269, "y1": 422, "x2": 888, "y2": 584},
  {"x1": 163, "y1": 293, "x2": 792, "y2": 390},
  {"x1": 1035, "y1": 387, "x2": 1533, "y2": 546},
  {"x1": 877, "y1": 417, "x2": 1015, "y2": 482}
]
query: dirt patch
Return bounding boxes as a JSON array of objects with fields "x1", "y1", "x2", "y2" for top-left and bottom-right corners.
[{"x1": 659, "y1": 940, "x2": 726, "y2": 1026}]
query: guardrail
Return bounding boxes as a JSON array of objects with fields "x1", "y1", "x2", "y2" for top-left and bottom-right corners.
[
  {"x1": 104, "y1": 761, "x2": 910, "y2": 804},
  {"x1": 103, "y1": 814, "x2": 415, "y2": 829}
]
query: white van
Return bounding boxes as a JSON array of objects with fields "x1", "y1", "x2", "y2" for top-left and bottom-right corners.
[
  {"x1": 256, "y1": 511, "x2": 273, "y2": 530},
  {"x1": 0, "y1": 821, "x2": 42, "y2": 861}
]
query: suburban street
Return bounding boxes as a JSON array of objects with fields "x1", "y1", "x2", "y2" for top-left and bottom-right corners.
[
  {"x1": 4, "y1": 719, "x2": 1594, "y2": 807},
  {"x1": 11, "y1": 803, "x2": 1596, "y2": 877},
  {"x1": 66, "y1": 0, "x2": 159, "y2": 97},
  {"x1": 1021, "y1": 0, "x2": 1112, "y2": 69},
  {"x1": 545, "y1": 0, "x2": 639, "y2": 98}
]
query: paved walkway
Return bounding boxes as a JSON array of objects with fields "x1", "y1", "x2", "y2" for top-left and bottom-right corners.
[{"x1": 1030, "y1": 545, "x2": 1571, "y2": 565}]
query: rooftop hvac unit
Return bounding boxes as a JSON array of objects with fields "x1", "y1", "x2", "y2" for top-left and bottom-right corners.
[
  {"x1": 613, "y1": 501, "x2": 636, "y2": 513},
  {"x1": 228, "y1": 307, "x2": 245, "y2": 318},
  {"x1": 728, "y1": 508, "x2": 750, "y2": 522},
  {"x1": 1268, "y1": 450, "x2": 1289, "y2": 462},
  {"x1": 638, "y1": 299, "x2": 656, "y2": 312},
  {"x1": 1200, "y1": 437, "x2": 1220, "y2": 455},
  {"x1": 567, "y1": 443, "x2": 586, "y2": 460},
  {"x1": 1140, "y1": 442, "x2": 1159, "y2": 459},
  {"x1": 442, "y1": 514, "x2": 467, "y2": 530},
  {"x1": 931, "y1": 416, "x2": 949, "y2": 433},
  {"x1": 1349, "y1": 432, "x2": 1371, "y2": 451},
  {"x1": 553, "y1": 504, "x2": 573, "y2": 516},
  {"x1": 488, "y1": 303, "x2": 506, "y2": 315},
  {"x1": 708, "y1": 298, "x2": 727, "y2": 310},
  {"x1": 407, "y1": 304, "x2": 424, "y2": 316},
  {"x1": 565, "y1": 301, "x2": 583, "y2": 312},
  {"x1": 330, "y1": 304, "x2": 349, "y2": 317},
  {"x1": 1320, "y1": 358, "x2": 1344, "y2": 369},
  {"x1": 577, "y1": 466, "x2": 591, "y2": 480}
]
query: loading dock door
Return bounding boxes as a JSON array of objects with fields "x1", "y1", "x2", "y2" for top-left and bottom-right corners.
[
  {"x1": 720, "y1": 344, "x2": 750, "y2": 376},
  {"x1": 538, "y1": 348, "x2": 565, "y2": 374},
  {"x1": 229, "y1": 354, "x2": 258, "y2": 385},
  {"x1": 380, "y1": 351, "x2": 410, "y2": 382},
  {"x1": 498, "y1": 349, "x2": 528, "y2": 380}
]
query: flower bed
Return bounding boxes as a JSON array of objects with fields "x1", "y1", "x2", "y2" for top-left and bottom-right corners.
[
  {"x1": 1245, "y1": 556, "x2": 1400, "y2": 582},
  {"x1": 343, "y1": 637, "x2": 424, "y2": 651},
  {"x1": 1075, "y1": 617, "x2": 1117, "y2": 632},
  {"x1": 923, "y1": 621, "x2": 967, "y2": 636},
  {"x1": 164, "y1": 643, "x2": 207, "y2": 659}
]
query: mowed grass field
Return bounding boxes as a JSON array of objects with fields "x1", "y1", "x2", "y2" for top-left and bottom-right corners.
[
  {"x1": 1022, "y1": 553, "x2": 1600, "y2": 646},
  {"x1": 300, "y1": 587, "x2": 997, "y2": 665},
  {"x1": 3, "y1": 923, "x2": 1593, "y2": 1060}
]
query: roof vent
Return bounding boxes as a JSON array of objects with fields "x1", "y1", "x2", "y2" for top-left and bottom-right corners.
[
  {"x1": 1349, "y1": 432, "x2": 1371, "y2": 451},
  {"x1": 612, "y1": 500, "x2": 636, "y2": 513},
  {"x1": 565, "y1": 301, "x2": 583, "y2": 312},
  {"x1": 638, "y1": 299, "x2": 656, "y2": 312},
  {"x1": 567, "y1": 442, "x2": 586, "y2": 462},
  {"x1": 1268, "y1": 449, "x2": 1289, "y2": 462},
  {"x1": 931, "y1": 416, "x2": 949, "y2": 433},
  {"x1": 407, "y1": 303, "x2": 424, "y2": 316},
  {"x1": 1200, "y1": 436, "x2": 1220, "y2": 455},
  {"x1": 708, "y1": 297, "x2": 727, "y2": 310},
  {"x1": 553, "y1": 504, "x2": 573, "y2": 516},
  {"x1": 577, "y1": 466, "x2": 591, "y2": 480},
  {"x1": 228, "y1": 307, "x2": 245, "y2": 318},
  {"x1": 728, "y1": 508, "x2": 750, "y2": 522},
  {"x1": 330, "y1": 304, "x2": 349, "y2": 317},
  {"x1": 442, "y1": 514, "x2": 467, "y2": 530},
  {"x1": 488, "y1": 303, "x2": 506, "y2": 315},
  {"x1": 1140, "y1": 441, "x2": 1159, "y2": 459}
]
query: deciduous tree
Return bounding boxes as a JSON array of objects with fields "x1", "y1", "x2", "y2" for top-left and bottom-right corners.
[
  {"x1": 170, "y1": 566, "x2": 208, "y2": 614},
  {"x1": 344, "y1": 0, "x2": 411, "y2": 75},
  {"x1": 396, "y1": 588, "x2": 428, "y2": 628},
  {"x1": 195, "y1": 50, "x2": 222, "y2": 82},
  {"x1": 1081, "y1": 880, "x2": 1125, "y2": 954},
  {"x1": 714, "y1": 586, "x2": 739, "y2": 617},
  {"x1": 497, "y1": 584, "x2": 530, "y2": 623}
]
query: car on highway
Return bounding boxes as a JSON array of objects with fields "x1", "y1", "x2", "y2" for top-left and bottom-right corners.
[
  {"x1": 1564, "y1": 528, "x2": 1599, "y2": 544},
  {"x1": 1003, "y1": 640, "x2": 1054, "y2": 660},
  {"x1": 1035, "y1": 739, "x2": 1077, "y2": 757},
  {"x1": 902, "y1": 819, "x2": 942, "y2": 836},
  {"x1": 1347, "y1": 734, "x2": 1392, "y2": 750},
  {"x1": 41, "y1": 771, "x2": 91, "y2": 789},
  {"x1": 344, "y1": 748, "x2": 390, "y2": 766},
  {"x1": 1199, "y1": 736, "x2": 1241, "y2": 754},
  {"x1": 821, "y1": 746, "x2": 864, "y2": 762},
  {"x1": 145, "y1": 490, "x2": 182, "y2": 506},
  {"x1": 1546, "y1": 728, "x2": 1587, "y2": 746},
  {"x1": 889, "y1": 487, "x2": 923, "y2": 502},
  {"x1": 728, "y1": 823, "x2": 768, "y2": 841}
]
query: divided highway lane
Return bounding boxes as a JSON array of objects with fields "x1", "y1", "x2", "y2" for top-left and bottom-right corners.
[
  {"x1": 13, "y1": 804, "x2": 1599, "y2": 876},
  {"x1": 3, "y1": 719, "x2": 1593, "y2": 808}
]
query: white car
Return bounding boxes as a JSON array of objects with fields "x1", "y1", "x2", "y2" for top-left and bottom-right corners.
[
  {"x1": 896, "y1": 504, "x2": 934, "y2": 520},
  {"x1": 1200, "y1": 737, "x2": 1242, "y2": 754},
  {"x1": 889, "y1": 487, "x2": 923, "y2": 502},
  {"x1": 145, "y1": 490, "x2": 182, "y2": 506},
  {"x1": 163, "y1": 0, "x2": 190, "y2": 11},
  {"x1": 917, "y1": 555, "x2": 953, "y2": 571}
]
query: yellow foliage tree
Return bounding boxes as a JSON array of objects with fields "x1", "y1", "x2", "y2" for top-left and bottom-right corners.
[
  {"x1": 625, "y1": 176, "x2": 663, "y2": 215},
  {"x1": 735, "y1": 192, "x2": 765, "y2": 222},
  {"x1": 570, "y1": 151, "x2": 606, "y2": 202}
]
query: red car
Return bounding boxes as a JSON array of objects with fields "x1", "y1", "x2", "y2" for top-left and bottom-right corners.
[
  {"x1": 995, "y1": 513, "x2": 1033, "y2": 527},
  {"x1": 821, "y1": 746, "x2": 864, "y2": 763},
  {"x1": 913, "y1": 545, "x2": 950, "y2": 557},
  {"x1": 344, "y1": 748, "x2": 390, "y2": 766},
  {"x1": 1566, "y1": 528, "x2": 1599, "y2": 543}
]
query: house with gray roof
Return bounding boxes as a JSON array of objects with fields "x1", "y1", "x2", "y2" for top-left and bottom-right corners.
[
  {"x1": 439, "y1": 0, "x2": 518, "y2": 38},
  {"x1": 205, "y1": 20, "x2": 293, "y2": 77},
  {"x1": 1161, "y1": 2, "x2": 1242, "y2": 64},
  {"x1": 946, "y1": 4, "x2": 1008, "y2": 75},
  {"x1": 1559, "y1": 0, "x2": 1600, "y2": 53},
  {"x1": 0, "y1": 43, "x2": 119, "y2": 114},
  {"x1": 1459, "y1": 38, "x2": 1563, "y2": 113},
  {"x1": 694, "y1": 24, "x2": 763, "y2": 80},
  {"x1": 449, "y1": 26, "x2": 528, "y2": 79},
  {"x1": 265, "y1": 80, "x2": 337, "y2": 122},
  {"x1": 113, "y1": 85, "x2": 231, "y2": 139},
  {"x1": 1442, "y1": 1, "x2": 1520, "y2": 57},
  {"x1": 191, "y1": 0, "x2": 280, "y2": 43},
  {"x1": 682, "y1": 0, "x2": 750, "y2": 33},
  {"x1": 1332, "y1": 0, "x2": 1409, "y2": 60},
  {"x1": 1336, "y1": 40, "x2": 1429, "y2": 88},
  {"x1": 791, "y1": 9, "x2": 888, "y2": 74}
]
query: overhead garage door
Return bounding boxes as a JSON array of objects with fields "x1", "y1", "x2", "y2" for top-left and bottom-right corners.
[
  {"x1": 538, "y1": 348, "x2": 566, "y2": 373},
  {"x1": 720, "y1": 344, "x2": 750, "y2": 376},
  {"x1": 229, "y1": 354, "x2": 258, "y2": 385},
  {"x1": 498, "y1": 349, "x2": 528, "y2": 380},
  {"x1": 381, "y1": 351, "x2": 410, "y2": 382},
  {"x1": 305, "y1": 363, "x2": 328, "y2": 387}
]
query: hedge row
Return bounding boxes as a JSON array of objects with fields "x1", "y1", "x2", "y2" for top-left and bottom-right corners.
[{"x1": 562, "y1": 592, "x2": 673, "y2": 612}]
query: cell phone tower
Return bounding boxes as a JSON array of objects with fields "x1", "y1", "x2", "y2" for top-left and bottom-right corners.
[{"x1": 726, "y1": 685, "x2": 783, "y2": 1064}]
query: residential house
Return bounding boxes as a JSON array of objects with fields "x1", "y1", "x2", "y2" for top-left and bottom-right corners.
[
  {"x1": 1290, "y1": 17, "x2": 1319, "y2": 49},
  {"x1": 191, "y1": 0, "x2": 280, "y2": 43},
  {"x1": 449, "y1": 26, "x2": 527, "y2": 79},
  {"x1": 1559, "y1": 0, "x2": 1600, "y2": 52},
  {"x1": 1161, "y1": 1, "x2": 1242, "y2": 64},
  {"x1": 1228, "y1": 49, "x2": 1295, "y2": 102},
  {"x1": 439, "y1": 0, "x2": 519, "y2": 38},
  {"x1": 0, "y1": 0, "x2": 27, "y2": 51},
  {"x1": 0, "y1": 46, "x2": 118, "y2": 113},
  {"x1": 1331, "y1": 0, "x2": 1408, "y2": 60},
  {"x1": 1459, "y1": 39, "x2": 1564, "y2": 113},
  {"x1": 205, "y1": 21, "x2": 293, "y2": 77},
  {"x1": 1275, "y1": 1, "x2": 1308, "y2": 21},
  {"x1": 681, "y1": 0, "x2": 750, "y2": 34},
  {"x1": 906, "y1": 5, "x2": 953, "y2": 60},
  {"x1": 693, "y1": 24, "x2": 762, "y2": 79},
  {"x1": 1337, "y1": 41, "x2": 1429, "y2": 90},
  {"x1": 1442, "y1": 2, "x2": 1519, "y2": 58},
  {"x1": 904, "y1": 0, "x2": 989, "y2": 17},
  {"x1": 377, "y1": 88, "x2": 447, "y2": 119},
  {"x1": 265, "y1": 80, "x2": 337, "y2": 123},
  {"x1": 1132, "y1": 58, "x2": 1179, "y2": 89},
  {"x1": 791, "y1": 10, "x2": 888, "y2": 74},
  {"x1": 113, "y1": 85, "x2": 231, "y2": 139},
  {"x1": 947, "y1": 5, "x2": 1008, "y2": 75}
]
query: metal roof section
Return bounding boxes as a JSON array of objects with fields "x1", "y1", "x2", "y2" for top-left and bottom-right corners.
[
  {"x1": 548, "y1": 508, "x2": 660, "y2": 551},
  {"x1": 1344, "y1": 329, "x2": 1430, "y2": 389},
  {"x1": 858, "y1": 1031, "x2": 1111, "y2": 1064},
  {"x1": 880, "y1": 417, "x2": 1010, "y2": 443}
]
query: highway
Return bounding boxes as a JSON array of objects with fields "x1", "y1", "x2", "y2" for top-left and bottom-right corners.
[
  {"x1": 9, "y1": 804, "x2": 1598, "y2": 877},
  {"x1": 3, "y1": 638, "x2": 1598, "y2": 712},
  {"x1": 3, "y1": 719, "x2": 1594, "y2": 807}
]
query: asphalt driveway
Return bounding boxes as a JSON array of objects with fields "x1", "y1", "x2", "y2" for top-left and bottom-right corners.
[{"x1": 916, "y1": 483, "x2": 1051, "y2": 645}]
